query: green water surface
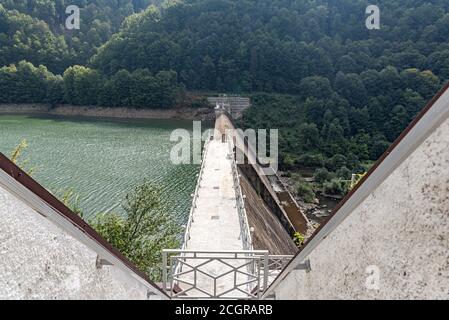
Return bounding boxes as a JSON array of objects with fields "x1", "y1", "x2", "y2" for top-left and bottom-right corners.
[{"x1": 0, "y1": 114, "x2": 202, "y2": 222}]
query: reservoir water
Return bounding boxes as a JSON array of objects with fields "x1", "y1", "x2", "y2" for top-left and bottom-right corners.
[{"x1": 0, "y1": 114, "x2": 202, "y2": 222}]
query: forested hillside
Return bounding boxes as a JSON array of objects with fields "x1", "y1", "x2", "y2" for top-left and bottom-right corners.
[
  {"x1": 0, "y1": 1, "x2": 183, "y2": 108},
  {"x1": 92, "y1": 0, "x2": 449, "y2": 92},
  {"x1": 1, "y1": 0, "x2": 449, "y2": 198},
  {"x1": 0, "y1": 0, "x2": 164, "y2": 71},
  {"x1": 89, "y1": 0, "x2": 449, "y2": 196}
]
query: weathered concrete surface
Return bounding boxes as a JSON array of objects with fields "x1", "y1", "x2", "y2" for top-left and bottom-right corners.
[
  {"x1": 274, "y1": 117, "x2": 449, "y2": 300},
  {"x1": 182, "y1": 127, "x2": 248, "y2": 297},
  {"x1": 0, "y1": 185, "x2": 162, "y2": 300},
  {"x1": 185, "y1": 137, "x2": 244, "y2": 252},
  {"x1": 240, "y1": 171, "x2": 298, "y2": 255}
]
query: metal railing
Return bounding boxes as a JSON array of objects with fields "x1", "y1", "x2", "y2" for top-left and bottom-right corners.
[
  {"x1": 162, "y1": 250, "x2": 267, "y2": 299},
  {"x1": 264, "y1": 255, "x2": 294, "y2": 280},
  {"x1": 162, "y1": 249, "x2": 293, "y2": 299},
  {"x1": 227, "y1": 133, "x2": 253, "y2": 251},
  {"x1": 181, "y1": 134, "x2": 212, "y2": 251}
]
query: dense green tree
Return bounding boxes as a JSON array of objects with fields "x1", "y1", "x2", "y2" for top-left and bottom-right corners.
[
  {"x1": 0, "y1": 1, "x2": 163, "y2": 72},
  {"x1": 387, "y1": 105, "x2": 409, "y2": 141},
  {"x1": 63, "y1": 65, "x2": 103, "y2": 105},
  {"x1": 334, "y1": 72, "x2": 367, "y2": 107},
  {"x1": 0, "y1": 4, "x2": 69, "y2": 73},
  {"x1": 324, "y1": 119, "x2": 346, "y2": 155},
  {"x1": 297, "y1": 123, "x2": 320, "y2": 150},
  {"x1": 313, "y1": 168, "x2": 334, "y2": 184},
  {"x1": 370, "y1": 135, "x2": 390, "y2": 159},
  {"x1": 46, "y1": 75, "x2": 65, "y2": 105},
  {"x1": 323, "y1": 178, "x2": 347, "y2": 196},
  {"x1": 62, "y1": 66, "x2": 181, "y2": 108},
  {"x1": 88, "y1": 0, "x2": 449, "y2": 93},
  {"x1": 299, "y1": 76, "x2": 333, "y2": 99},
  {"x1": 0, "y1": 60, "x2": 181, "y2": 108},
  {"x1": 91, "y1": 181, "x2": 180, "y2": 280},
  {"x1": 0, "y1": 60, "x2": 61, "y2": 104},
  {"x1": 400, "y1": 69, "x2": 440, "y2": 99}
]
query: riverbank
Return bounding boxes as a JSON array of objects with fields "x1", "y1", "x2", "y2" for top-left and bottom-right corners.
[
  {"x1": 278, "y1": 172, "x2": 340, "y2": 226},
  {"x1": 0, "y1": 104, "x2": 215, "y2": 121}
]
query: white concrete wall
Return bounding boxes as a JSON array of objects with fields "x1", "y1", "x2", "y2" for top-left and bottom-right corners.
[
  {"x1": 0, "y1": 184, "x2": 163, "y2": 300},
  {"x1": 274, "y1": 117, "x2": 449, "y2": 300}
]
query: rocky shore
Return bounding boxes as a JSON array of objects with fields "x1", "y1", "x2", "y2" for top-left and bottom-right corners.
[
  {"x1": 278, "y1": 173, "x2": 339, "y2": 227},
  {"x1": 0, "y1": 104, "x2": 215, "y2": 121}
]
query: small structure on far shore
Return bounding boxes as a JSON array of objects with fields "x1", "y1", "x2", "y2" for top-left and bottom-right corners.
[{"x1": 207, "y1": 94, "x2": 250, "y2": 118}]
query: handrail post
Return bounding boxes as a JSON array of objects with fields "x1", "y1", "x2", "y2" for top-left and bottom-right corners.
[
  {"x1": 181, "y1": 136, "x2": 212, "y2": 251},
  {"x1": 263, "y1": 252, "x2": 269, "y2": 292},
  {"x1": 227, "y1": 131, "x2": 253, "y2": 251},
  {"x1": 162, "y1": 250, "x2": 168, "y2": 293},
  {"x1": 257, "y1": 257, "x2": 262, "y2": 299}
]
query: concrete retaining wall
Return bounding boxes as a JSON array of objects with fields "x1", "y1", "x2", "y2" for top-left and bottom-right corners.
[
  {"x1": 239, "y1": 163, "x2": 297, "y2": 237},
  {"x1": 240, "y1": 170, "x2": 298, "y2": 255},
  {"x1": 273, "y1": 116, "x2": 449, "y2": 299}
]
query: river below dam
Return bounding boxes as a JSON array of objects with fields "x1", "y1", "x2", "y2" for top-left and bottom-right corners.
[{"x1": 0, "y1": 114, "x2": 205, "y2": 223}]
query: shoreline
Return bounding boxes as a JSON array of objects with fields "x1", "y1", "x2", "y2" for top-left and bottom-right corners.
[{"x1": 0, "y1": 104, "x2": 215, "y2": 121}]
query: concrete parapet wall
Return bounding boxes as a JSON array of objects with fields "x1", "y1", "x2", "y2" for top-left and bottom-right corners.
[
  {"x1": 0, "y1": 183, "x2": 164, "y2": 300},
  {"x1": 215, "y1": 111, "x2": 308, "y2": 235},
  {"x1": 239, "y1": 163, "x2": 297, "y2": 237},
  {"x1": 240, "y1": 170, "x2": 298, "y2": 255}
]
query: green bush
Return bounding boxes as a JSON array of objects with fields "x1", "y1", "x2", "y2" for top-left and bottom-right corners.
[
  {"x1": 313, "y1": 168, "x2": 334, "y2": 183},
  {"x1": 90, "y1": 181, "x2": 181, "y2": 281},
  {"x1": 336, "y1": 166, "x2": 352, "y2": 180},
  {"x1": 296, "y1": 181, "x2": 315, "y2": 203},
  {"x1": 282, "y1": 171, "x2": 292, "y2": 178},
  {"x1": 296, "y1": 153, "x2": 324, "y2": 168},
  {"x1": 325, "y1": 154, "x2": 347, "y2": 171},
  {"x1": 281, "y1": 153, "x2": 298, "y2": 170},
  {"x1": 293, "y1": 232, "x2": 306, "y2": 247},
  {"x1": 0, "y1": 61, "x2": 63, "y2": 104},
  {"x1": 323, "y1": 178, "x2": 348, "y2": 196}
]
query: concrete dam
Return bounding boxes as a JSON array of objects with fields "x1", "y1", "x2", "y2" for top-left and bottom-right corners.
[{"x1": 162, "y1": 102, "x2": 309, "y2": 299}]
